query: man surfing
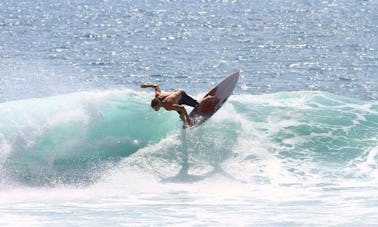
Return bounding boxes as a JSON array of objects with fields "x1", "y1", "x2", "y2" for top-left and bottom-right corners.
[{"x1": 140, "y1": 84, "x2": 199, "y2": 127}]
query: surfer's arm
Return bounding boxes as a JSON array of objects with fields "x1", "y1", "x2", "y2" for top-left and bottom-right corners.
[
  {"x1": 140, "y1": 84, "x2": 161, "y2": 95},
  {"x1": 163, "y1": 104, "x2": 192, "y2": 126}
]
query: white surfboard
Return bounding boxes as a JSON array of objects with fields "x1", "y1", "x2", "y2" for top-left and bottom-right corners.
[{"x1": 188, "y1": 72, "x2": 240, "y2": 127}]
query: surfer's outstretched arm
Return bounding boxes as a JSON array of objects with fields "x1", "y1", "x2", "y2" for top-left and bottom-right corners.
[{"x1": 140, "y1": 84, "x2": 161, "y2": 96}]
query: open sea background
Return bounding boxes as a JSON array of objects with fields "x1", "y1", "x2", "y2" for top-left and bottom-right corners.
[{"x1": 1, "y1": 0, "x2": 378, "y2": 226}]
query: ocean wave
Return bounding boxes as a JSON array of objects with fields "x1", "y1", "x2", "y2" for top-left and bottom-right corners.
[
  {"x1": 0, "y1": 90, "x2": 377, "y2": 186},
  {"x1": 0, "y1": 90, "x2": 177, "y2": 186}
]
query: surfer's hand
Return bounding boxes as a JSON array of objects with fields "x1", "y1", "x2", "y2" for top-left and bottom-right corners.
[{"x1": 140, "y1": 84, "x2": 158, "y2": 89}]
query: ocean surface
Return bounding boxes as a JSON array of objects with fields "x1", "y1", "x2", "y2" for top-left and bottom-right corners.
[{"x1": 1, "y1": 0, "x2": 377, "y2": 226}]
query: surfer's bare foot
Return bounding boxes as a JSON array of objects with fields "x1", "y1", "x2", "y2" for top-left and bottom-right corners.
[{"x1": 201, "y1": 95, "x2": 217, "y2": 103}]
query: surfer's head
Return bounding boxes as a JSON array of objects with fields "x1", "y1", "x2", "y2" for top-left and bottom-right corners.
[{"x1": 151, "y1": 98, "x2": 161, "y2": 111}]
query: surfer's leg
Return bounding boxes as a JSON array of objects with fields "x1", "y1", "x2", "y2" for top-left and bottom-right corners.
[{"x1": 199, "y1": 95, "x2": 220, "y2": 115}]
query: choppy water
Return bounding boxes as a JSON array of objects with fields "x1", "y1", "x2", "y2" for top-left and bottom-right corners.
[{"x1": 1, "y1": 0, "x2": 378, "y2": 226}]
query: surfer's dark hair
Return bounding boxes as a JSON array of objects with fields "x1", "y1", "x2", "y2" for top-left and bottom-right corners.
[{"x1": 151, "y1": 98, "x2": 160, "y2": 107}]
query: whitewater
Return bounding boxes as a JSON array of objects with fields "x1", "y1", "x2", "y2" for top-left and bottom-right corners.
[{"x1": 1, "y1": 90, "x2": 377, "y2": 225}]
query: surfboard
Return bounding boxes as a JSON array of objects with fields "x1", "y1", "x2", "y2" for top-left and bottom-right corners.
[{"x1": 187, "y1": 71, "x2": 240, "y2": 127}]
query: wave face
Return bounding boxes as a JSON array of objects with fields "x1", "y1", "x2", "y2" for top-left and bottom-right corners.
[
  {"x1": 0, "y1": 90, "x2": 177, "y2": 186},
  {"x1": 1, "y1": 90, "x2": 377, "y2": 186}
]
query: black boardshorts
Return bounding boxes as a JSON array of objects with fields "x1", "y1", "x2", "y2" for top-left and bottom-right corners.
[
  {"x1": 177, "y1": 91, "x2": 199, "y2": 115},
  {"x1": 178, "y1": 91, "x2": 199, "y2": 107}
]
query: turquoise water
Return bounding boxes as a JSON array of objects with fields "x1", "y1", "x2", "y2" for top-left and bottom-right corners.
[
  {"x1": 1, "y1": 0, "x2": 378, "y2": 226},
  {"x1": 0, "y1": 91, "x2": 175, "y2": 186}
]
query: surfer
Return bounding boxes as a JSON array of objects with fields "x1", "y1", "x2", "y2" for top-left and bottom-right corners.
[{"x1": 140, "y1": 83, "x2": 199, "y2": 126}]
